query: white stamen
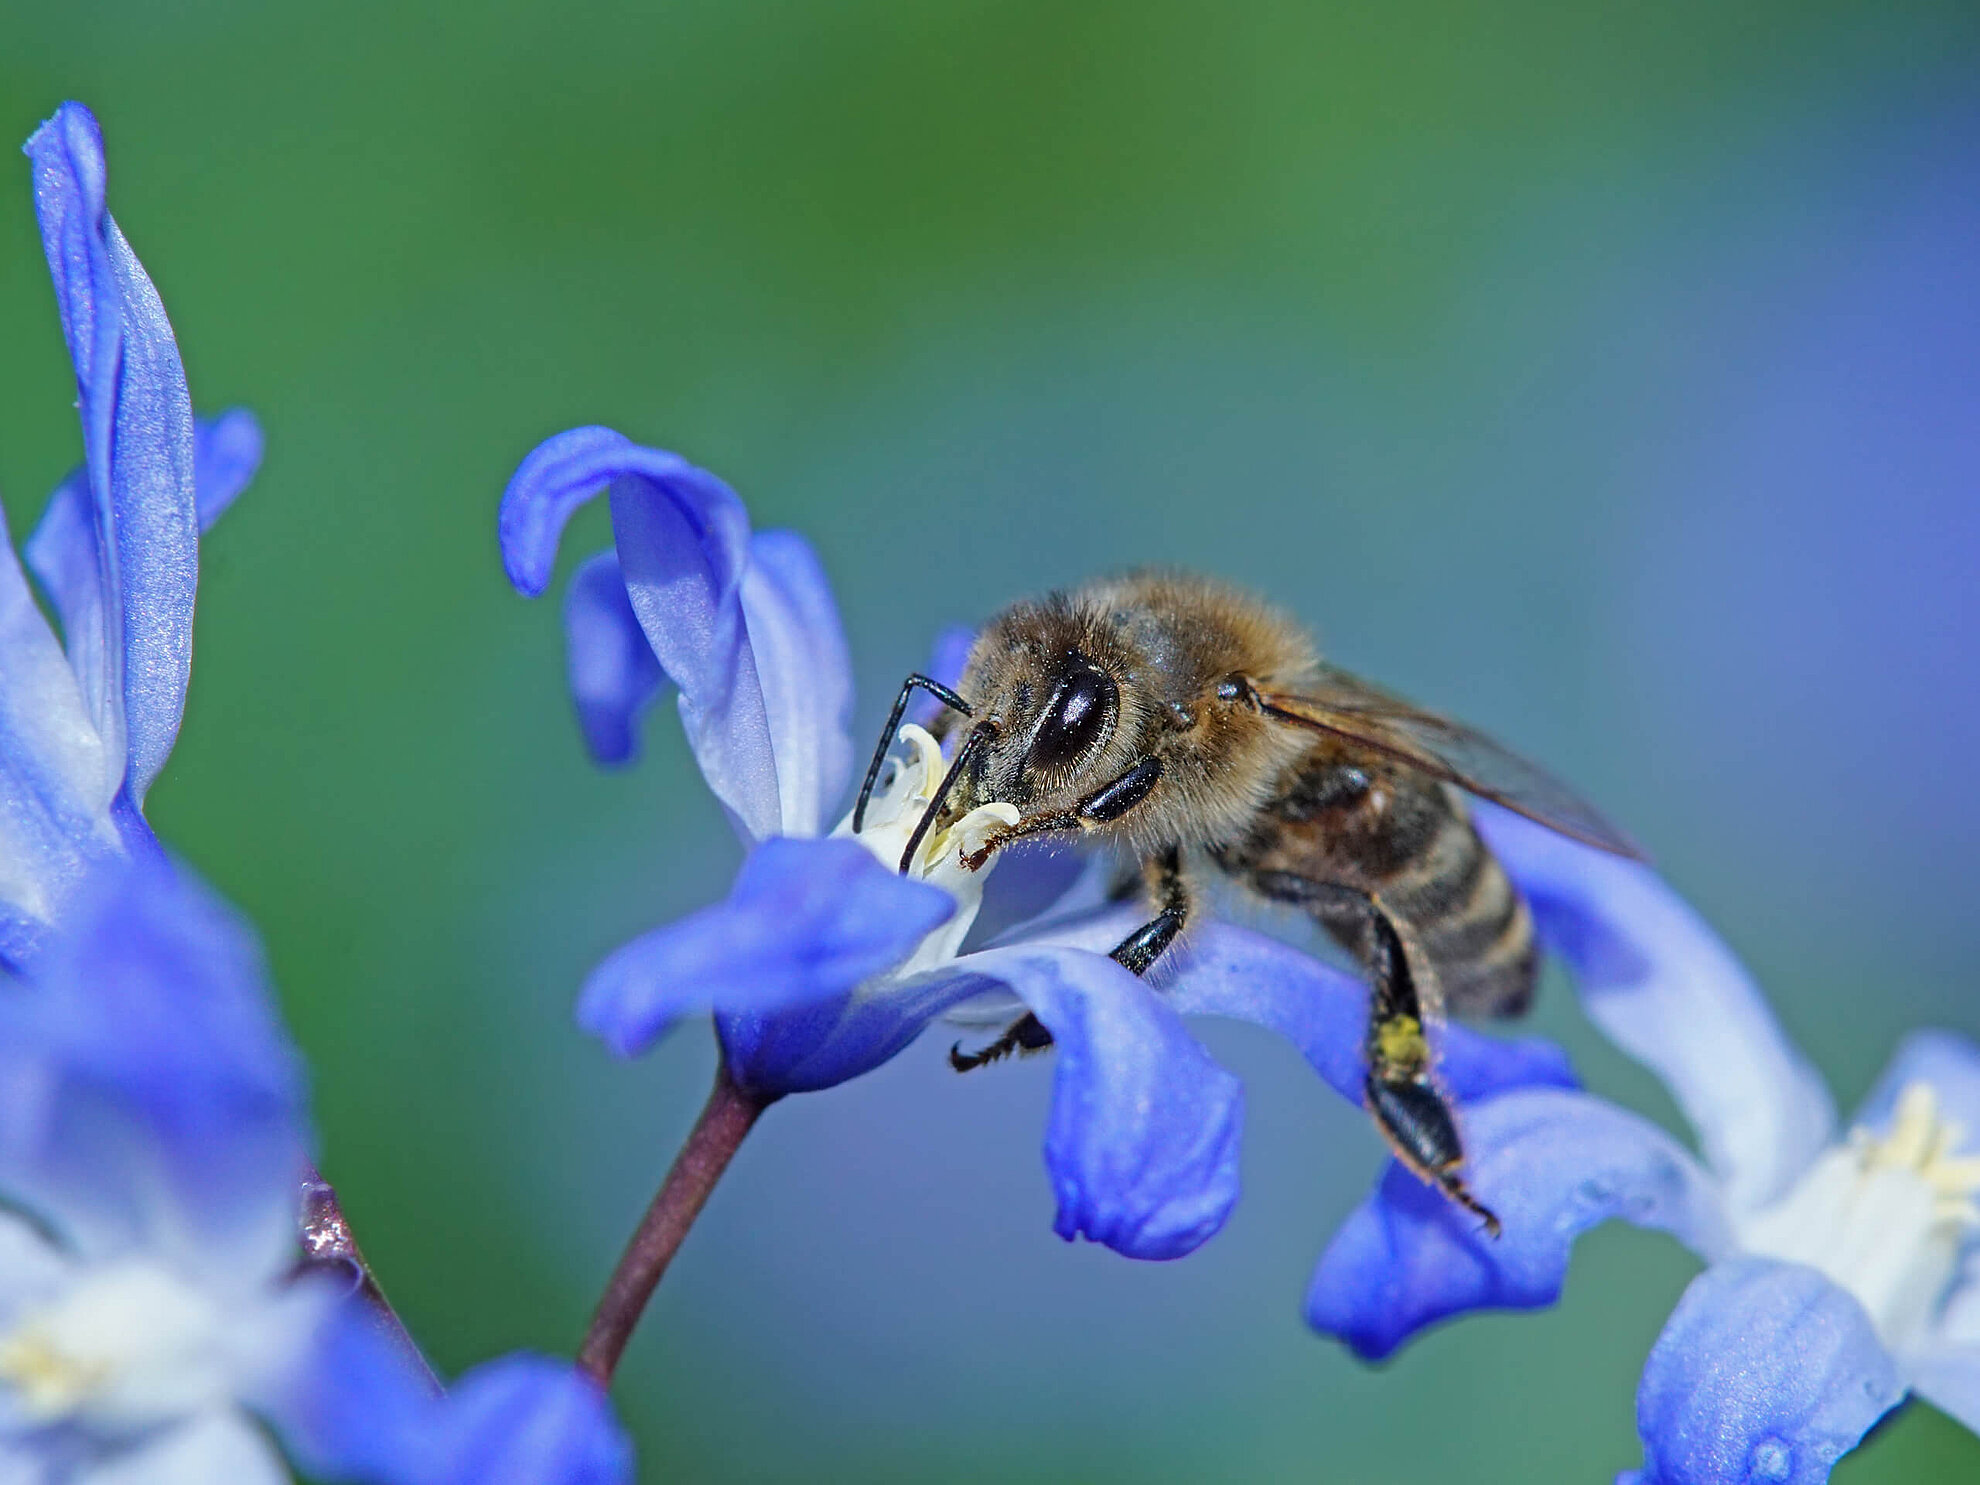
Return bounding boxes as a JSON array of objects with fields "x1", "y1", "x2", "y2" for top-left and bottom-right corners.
[
  {"x1": 833, "y1": 724, "x2": 1017, "y2": 979},
  {"x1": 0, "y1": 1260, "x2": 233, "y2": 1432},
  {"x1": 1737, "y1": 1082, "x2": 1980, "y2": 1355}
]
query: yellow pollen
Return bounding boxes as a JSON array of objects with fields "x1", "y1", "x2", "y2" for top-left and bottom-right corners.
[
  {"x1": 0, "y1": 1325, "x2": 110, "y2": 1420},
  {"x1": 1375, "y1": 1016, "x2": 1427, "y2": 1071},
  {"x1": 1852, "y1": 1082, "x2": 1980, "y2": 1225}
]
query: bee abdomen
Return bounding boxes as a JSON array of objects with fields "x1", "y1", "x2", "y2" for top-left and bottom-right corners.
[{"x1": 1379, "y1": 808, "x2": 1537, "y2": 1019}]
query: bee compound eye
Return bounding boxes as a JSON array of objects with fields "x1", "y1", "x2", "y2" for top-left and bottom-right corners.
[{"x1": 1029, "y1": 665, "x2": 1117, "y2": 772}]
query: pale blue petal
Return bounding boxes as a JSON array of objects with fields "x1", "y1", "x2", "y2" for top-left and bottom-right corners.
[
  {"x1": 1307, "y1": 1087, "x2": 1731, "y2": 1360},
  {"x1": 1909, "y1": 1342, "x2": 1980, "y2": 1435},
  {"x1": 739, "y1": 530, "x2": 853, "y2": 835},
  {"x1": 26, "y1": 102, "x2": 199, "y2": 808},
  {"x1": 1854, "y1": 1030, "x2": 1980, "y2": 1147},
  {"x1": 579, "y1": 837, "x2": 953, "y2": 1062},
  {"x1": 1630, "y1": 1258, "x2": 1904, "y2": 1485},
  {"x1": 192, "y1": 409, "x2": 263, "y2": 532},
  {"x1": 562, "y1": 551, "x2": 662, "y2": 766},
  {"x1": 499, "y1": 427, "x2": 782, "y2": 839},
  {"x1": 1163, "y1": 919, "x2": 1577, "y2": 1106},
  {"x1": 1477, "y1": 803, "x2": 1835, "y2": 1215}
]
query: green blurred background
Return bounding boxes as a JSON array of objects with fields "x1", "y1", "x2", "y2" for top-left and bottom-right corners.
[{"x1": 5, "y1": 1, "x2": 1980, "y2": 1478}]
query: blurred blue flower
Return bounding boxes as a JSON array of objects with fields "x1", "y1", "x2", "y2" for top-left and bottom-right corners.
[
  {"x1": 0, "y1": 847, "x2": 633, "y2": 1484},
  {"x1": 0, "y1": 854, "x2": 336, "y2": 1481},
  {"x1": 1307, "y1": 807, "x2": 1980, "y2": 1484},
  {"x1": 1, "y1": 101, "x2": 263, "y2": 974},
  {"x1": 501, "y1": 425, "x2": 1574, "y2": 1262}
]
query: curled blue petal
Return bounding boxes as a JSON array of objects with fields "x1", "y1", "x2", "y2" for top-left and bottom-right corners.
[
  {"x1": 739, "y1": 530, "x2": 853, "y2": 835},
  {"x1": 1477, "y1": 803, "x2": 1835, "y2": 1214},
  {"x1": 1854, "y1": 1029, "x2": 1980, "y2": 1146},
  {"x1": 193, "y1": 408, "x2": 264, "y2": 531},
  {"x1": 499, "y1": 427, "x2": 787, "y2": 838},
  {"x1": 1306, "y1": 1087, "x2": 1731, "y2": 1360},
  {"x1": 26, "y1": 101, "x2": 200, "y2": 809},
  {"x1": 563, "y1": 551, "x2": 663, "y2": 766},
  {"x1": 0, "y1": 854, "x2": 307, "y2": 1276},
  {"x1": 1164, "y1": 919, "x2": 1577, "y2": 1106},
  {"x1": 579, "y1": 837, "x2": 953, "y2": 1062},
  {"x1": 968, "y1": 943, "x2": 1245, "y2": 1260},
  {"x1": 1630, "y1": 1258, "x2": 1903, "y2": 1485}
]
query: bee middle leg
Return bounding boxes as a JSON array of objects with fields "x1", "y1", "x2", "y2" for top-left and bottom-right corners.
[{"x1": 950, "y1": 848, "x2": 1188, "y2": 1072}]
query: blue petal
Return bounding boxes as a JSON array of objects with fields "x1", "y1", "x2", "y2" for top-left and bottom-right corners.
[
  {"x1": 193, "y1": 408, "x2": 263, "y2": 532},
  {"x1": 717, "y1": 959, "x2": 993, "y2": 1096},
  {"x1": 0, "y1": 855, "x2": 308, "y2": 1277},
  {"x1": 286, "y1": 1309, "x2": 630, "y2": 1485},
  {"x1": 500, "y1": 427, "x2": 784, "y2": 839},
  {"x1": 1476, "y1": 803, "x2": 1836, "y2": 1215},
  {"x1": 578, "y1": 836, "x2": 953, "y2": 1062},
  {"x1": 0, "y1": 502, "x2": 118, "y2": 970},
  {"x1": 421, "y1": 1354, "x2": 632, "y2": 1485},
  {"x1": 739, "y1": 529, "x2": 854, "y2": 834},
  {"x1": 1630, "y1": 1258, "x2": 1904, "y2": 1485},
  {"x1": 562, "y1": 551, "x2": 662, "y2": 766},
  {"x1": 1306, "y1": 1087, "x2": 1731, "y2": 1360},
  {"x1": 1854, "y1": 1029, "x2": 1980, "y2": 1147},
  {"x1": 271, "y1": 1297, "x2": 435, "y2": 1484},
  {"x1": 25, "y1": 102, "x2": 200, "y2": 809},
  {"x1": 965, "y1": 944, "x2": 1245, "y2": 1260},
  {"x1": 1163, "y1": 919, "x2": 1578, "y2": 1105},
  {"x1": 24, "y1": 409, "x2": 257, "y2": 795}
]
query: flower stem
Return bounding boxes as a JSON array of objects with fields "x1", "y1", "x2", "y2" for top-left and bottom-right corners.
[
  {"x1": 300, "y1": 1166, "x2": 440, "y2": 1392},
  {"x1": 578, "y1": 1062, "x2": 772, "y2": 1386}
]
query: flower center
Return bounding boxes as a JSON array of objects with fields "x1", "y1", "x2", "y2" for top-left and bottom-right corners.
[
  {"x1": 834, "y1": 724, "x2": 1018, "y2": 977},
  {"x1": 1737, "y1": 1081, "x2": 1980, "y2": 1355},
  {"x1": 0, "y1": 1260, "x2": 229, "y2": 1432}
]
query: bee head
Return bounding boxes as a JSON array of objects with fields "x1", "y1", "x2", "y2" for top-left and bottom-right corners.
[{"x1": 951, "y1": 598, "x2": 1149, "y2": 813}]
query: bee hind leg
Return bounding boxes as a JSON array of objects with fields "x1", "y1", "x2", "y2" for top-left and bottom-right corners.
[
  {"x1": 950, "y1": 849, "x2": 1190, "y2": 1073},
  {"x1": 1359, "y1": 895, "x2": 1501, "y2": 1238}
]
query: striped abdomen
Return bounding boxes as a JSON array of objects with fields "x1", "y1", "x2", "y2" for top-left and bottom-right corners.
[{"x1": 1213, "y1": 741, "x2": 1538, "y2": 1018}]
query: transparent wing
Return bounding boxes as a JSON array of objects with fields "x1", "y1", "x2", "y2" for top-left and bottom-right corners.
[{"x1": 1256, "y1": 664, "x2": 1643, "y2": 859}]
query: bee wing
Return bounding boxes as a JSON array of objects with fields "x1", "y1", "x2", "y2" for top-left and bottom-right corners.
[{"x1": 1256, "y1": 664, "x2": 1644, "y2": 859}]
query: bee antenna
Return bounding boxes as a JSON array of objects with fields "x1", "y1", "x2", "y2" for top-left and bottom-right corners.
[{"x1": 853, "y1": 674, "x2": 973, "y2": 834}]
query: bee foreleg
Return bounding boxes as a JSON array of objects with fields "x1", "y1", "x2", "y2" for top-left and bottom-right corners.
[
  {"x1": 951, "y1": 848, "x2": 1188, "y2": 1073},
  {"x1": 960, "y1": 758, "x2": 1165, "y2": 872},
  {"x1": 1358, "y1": 895, "x2": 1502, "y2": 1238}
]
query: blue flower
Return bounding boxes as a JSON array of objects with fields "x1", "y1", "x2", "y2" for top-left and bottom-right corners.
[
  {"x1": 0, "y1": 847, "x2": 633, "y2": 1484},
  {"x1": 1, "y1": 101, "x2": 263, "y2": 974},
  {"x1": 0, "y1": 853, "x2": 336, "y2": 1481},
  {"x1": 500, "y1": 425, "x2": 1574, "y2": 1262},
  {"x1": 1306, "y1": 805, "x2": 1980, "y2": 1484}
]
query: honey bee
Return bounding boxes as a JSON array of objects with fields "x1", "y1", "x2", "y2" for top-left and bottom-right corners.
[{"x1": 853, "y1": 572, "x2": 1639, "y2": 1234}]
